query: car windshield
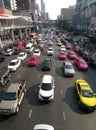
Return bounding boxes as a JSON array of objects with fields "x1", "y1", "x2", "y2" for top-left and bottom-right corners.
[
  {"x1": 34, "y1": 50, "x2": 39, "y2": 53},
  {"x1": 9, "y1": 62, "x2": 17, "y2": 66},
  {"x1": 65, "y1": 65, "x2": 73, "y2": 69},
  {"x1": 48, "y1": 48, "x2": 53, "y2": 51},
  {"x1": 19, "y1": 53, "x2": 24, "y2": 57},
  {"x1": 3, "y1": 92, "x2": 17, "y2": 100},
  {"x1": 30, "y1": 58, "x2": 35, "y2": 61},
  {"x1": 82, "y1": 90, "x2": 94, "y2": 98},
  {"x1": 80, "y1": 61, "x2": 86, "y2": 64},
  {"x1": 41, "y1": 83, "x2": 52, "y2": 90}
]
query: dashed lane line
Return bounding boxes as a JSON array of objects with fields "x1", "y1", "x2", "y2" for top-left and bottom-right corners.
[
  {"x1": 63, "y1": 111, "x2": 65, "y2": 121},
  {"x1": 28, "y1": 109, "x2": 32, "y2": 119}
]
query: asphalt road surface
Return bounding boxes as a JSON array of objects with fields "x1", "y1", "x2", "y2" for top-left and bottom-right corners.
[{"x1": 0, "y1": 39, "x2": 96, "y2": 130}]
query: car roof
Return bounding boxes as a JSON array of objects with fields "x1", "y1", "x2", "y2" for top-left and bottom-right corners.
[
  {"x1": 42, "y1": 75, "x2": 52, "y2": 83},
  {"x1": 31, "y1": 55, "x2": 38, "y2": 58},
  {"x1": 44, "y1": 58, "x2": 51, "y2": 61},
  {"x1": 64, "y1": 62, "x2": 72, "y2": 65},
  {"x1": 76, "y1": 57, "x2": 84, "y2": 61},
  {"x1": 10, "y1": 59, "x2": 18, "y2": 62},
  {"x1": 76, "y1": 80, "x2": 91, "y2": 90},
  {"x1": 6, "y1": 83, "x2": 21, "y2": 92}
]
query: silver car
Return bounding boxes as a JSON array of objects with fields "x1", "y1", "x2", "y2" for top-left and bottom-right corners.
[{"x1": 62, "y1": 62, "x2": 75, "y2": 77}]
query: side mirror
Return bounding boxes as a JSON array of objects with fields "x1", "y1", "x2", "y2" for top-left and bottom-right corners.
[
  {"x1": 94, "y1": 93, "x2": 96, "y2": 97},
  {"x1": 39, "y1": 85, "x2": 41, "y2": 88}
]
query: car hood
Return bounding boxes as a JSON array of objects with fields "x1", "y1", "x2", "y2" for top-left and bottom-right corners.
[
  {"x1": 0, "y1": 100, "x2": 16, "y2": 109},
  {"x1": 81, "y1": 96, "x2": 96, "y2": 106},
  {"x1": 39, "y1": 89, "x2": 54, "y2": 97}
]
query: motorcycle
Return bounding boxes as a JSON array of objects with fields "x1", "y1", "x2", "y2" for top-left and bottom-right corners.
[{"x1": 0, "y1": 71, "x2": 11, "y2": 87}]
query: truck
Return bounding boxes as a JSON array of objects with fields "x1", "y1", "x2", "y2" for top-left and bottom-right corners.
[{"x1": 0, "y1": 80, "x2": 26, "y2": 115}]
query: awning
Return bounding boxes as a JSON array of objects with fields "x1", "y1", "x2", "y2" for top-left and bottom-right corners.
[{"x1": 0, "y1": 14, "x2": 22, "y2": 19}]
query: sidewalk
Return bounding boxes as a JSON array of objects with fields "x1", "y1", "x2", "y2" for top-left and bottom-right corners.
[{"x1": 1, "y1": 39, "x2": 13, "y2": 48}]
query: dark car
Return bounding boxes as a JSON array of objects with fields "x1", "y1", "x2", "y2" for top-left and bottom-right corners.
[
  {"x1": 82, "y1": 51, "x2": 89, "y2": 61},
  {"x1": 88, "y1": 56, "x2": 96, "y2": 68},
  {"x1": 42, "y1": 58, "x2": 52, "y2": 70},
  {"x1": 0, "y1": 56, "x2": 5, "y2": 63}
]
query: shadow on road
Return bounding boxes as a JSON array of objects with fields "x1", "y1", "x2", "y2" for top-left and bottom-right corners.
[
  {"x1": 26, "y1": 84, "x2": 50, "y2": 106},
  {"x1": 62, "y1": 86, "x2": 92, "y2": 114}
]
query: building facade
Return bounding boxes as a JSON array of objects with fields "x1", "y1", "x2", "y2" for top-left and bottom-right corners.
[
  {"x1": 76, "y1": 0, "x2": 96, "y2": 30},
  {"x1": 60, "y1": 6, "x2": 76, "y2": 24}
]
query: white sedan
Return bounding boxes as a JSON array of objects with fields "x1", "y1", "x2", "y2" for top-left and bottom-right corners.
[
  {"x1": 4, "y1": 49, "x2": 14, "y2": 56},
  {"x1": 60, "y1": 45, "x2": 66, "y2": 52},
  {"x1": 47, "y1": 47, "x2": 54, "y2": 56},
  {"x1": 33, "y1": 49, "x2": 41, "y2": 57},
  {"x1": 17, "y1": 52, "x2": 27, "y2": 61},
  {"x1": 8, "y1": 59, "x2": 21, "y2": 72}
]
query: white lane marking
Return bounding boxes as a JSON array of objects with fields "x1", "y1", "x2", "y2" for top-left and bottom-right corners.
[
  {"x1": 17, "y1": 74, "x2": 20, "y2": 79},
  {"x1": 63, "y1": 112, "x2": 65, "y2": 121},
  {"x1": 61, "y1": 89, "x2": 62, "y2": 95},
  {"x1": 28, "y1": 109, "x2": 32, "y2": 119}
]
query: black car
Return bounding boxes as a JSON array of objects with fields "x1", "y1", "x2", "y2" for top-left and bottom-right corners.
[
  {"x1": 42, "y1": 58, "x2": 52, "y2": 70},
  {"x1": 88, "y1": 56, "x2": 96, "y2": 68},
  {"x1": 0, "y1": 56, "x2": 5, "y2": 63}
]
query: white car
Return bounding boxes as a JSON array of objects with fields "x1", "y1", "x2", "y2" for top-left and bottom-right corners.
[
  {"x1": 38, "y1": 75, "x2": 55, "y2": 101},
  {"x1": 47, "y1": 47, "x2": 54, "y2": 56},
  {"x1": 8, "y1": 59, "x2": 21, "y2": 72},
  {"x1": 60, "y1": 45, "x2": 66, "y2": 52},
  {"x1": 33, "y1": 124, "x2": 54, "y2": 130},
  {"x1": 17, "y1": 52, "x2": 27, "y2": 61},
  {"x1": 62, "y1": 62, "x2": 75, "y2": 77},
  {"x1": 33, "y1": 49, "x2": 41, "y2": 57},
  {"x1": 4, "y1": 49, "x2": 14, "y2": 56}
]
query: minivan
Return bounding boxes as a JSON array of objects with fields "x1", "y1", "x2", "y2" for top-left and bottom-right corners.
[{"x1": 25, "y1": 43, "x2": 34, "y2": 53}]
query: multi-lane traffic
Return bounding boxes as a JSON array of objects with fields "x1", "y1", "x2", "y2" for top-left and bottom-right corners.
[{"x1": 0, "y1": 35, "x2": 96, "y2": 130}]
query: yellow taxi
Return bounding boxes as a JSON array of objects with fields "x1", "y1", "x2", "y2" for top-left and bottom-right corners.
[
  {"x1": 57, "y1": 40, "x2": 62, "y2": 46},
  {"x1": 75, "y1": 79, "x2": 96, "y2": 112}
]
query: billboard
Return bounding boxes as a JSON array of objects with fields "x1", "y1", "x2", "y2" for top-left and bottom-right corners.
[{"x1": 4, "y1": 0, "x2": 11, "y2": 10}]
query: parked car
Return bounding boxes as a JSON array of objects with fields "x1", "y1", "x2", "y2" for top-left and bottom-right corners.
[
  {"x1": 8, "y1": 59, "x2": 21, "y2": 71},
  {"x1": 33, "y1": 49, "x2": 41, "y2": 57},
  {"x1": 62, "y1": 62, "x2": 75, "y2": 77},
  {"x1": 38, "y1": 75, "x2": 55, "y2": 101},
  {"x1": 33, "y1": 124, "x2": 54, "y2": 130},
  {"x1": 58, "y1": 51, "x2": 66, "y2": 60},
  {"x1": 75, "y1": 79, "x2": 96, "y2": 112},
  {"x1": 88, "y1": 55, "x2": 96, "y2": 68},
  {"x1": 67, "y1": 51, "x2": 77, "y2": 59},
  {"x1": 4, "y1": 49, "x2": 14, "y2": 56},
  {"x1": 28, "y1": 55, "x2": 39, "y2": 66},
  {"x1": 73, "y1": 46, "x2": 80, "y2": 52},
  {"x1": 47, "y1": 47, "x2": 54, "y2": 56},
  {"x1": 82, "y1": 51, "x2": 89, "y2": 61},
  {"x1": 17, "y1": 52, "x2": 27, "y2": 61},
  {"x1": 42, "y1": 58, "x2": 52, "y2": 70},
  {"x1": 74, "y1": 57, "x2": 88, "y2": 70}
]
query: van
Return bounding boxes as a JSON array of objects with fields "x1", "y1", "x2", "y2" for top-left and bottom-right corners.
[{"x1": 25, "y1": 43, "x2": 34, "y2": 53}]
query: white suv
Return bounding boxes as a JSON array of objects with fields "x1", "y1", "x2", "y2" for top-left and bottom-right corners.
[
  {"x1": 47, "y1": 47, "x2": 54, "y2": 56},
  {"x1": 38, "y1": 75, "x2": 55, "y2": 101}
]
